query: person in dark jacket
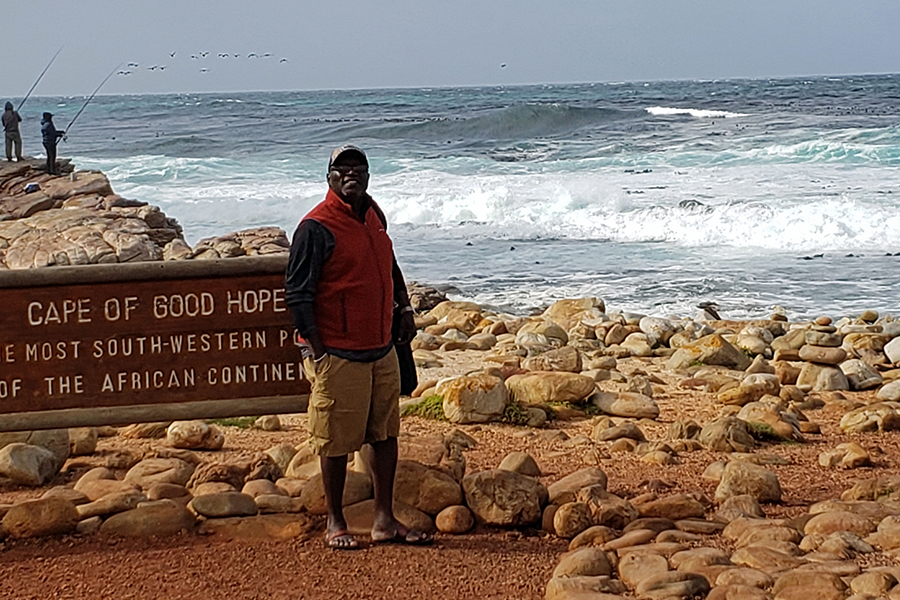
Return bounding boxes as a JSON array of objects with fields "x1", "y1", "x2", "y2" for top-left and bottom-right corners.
[
  {"x1": 2, "y1": 102, "x2": 23, "y2": 161},
  {"x1": 285, "y1": 145, "x2": 429, "y2": 550},
  {"x1": 40, "y1": 112, "x2": 64, "y2": 175}
]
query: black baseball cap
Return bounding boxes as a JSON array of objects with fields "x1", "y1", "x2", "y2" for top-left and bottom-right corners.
[{"x1": 328, "y1": 145, "x2": 367, "y2": 171}]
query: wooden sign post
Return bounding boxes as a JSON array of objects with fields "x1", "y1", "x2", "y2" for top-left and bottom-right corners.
[{"x1": 0, "y1": 255, "x2": 308, "y2": 431}]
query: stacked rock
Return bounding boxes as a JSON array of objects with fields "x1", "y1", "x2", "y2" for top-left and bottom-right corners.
[{"x1": 795, "y1": 317, "x2": 850, "y2": 392}]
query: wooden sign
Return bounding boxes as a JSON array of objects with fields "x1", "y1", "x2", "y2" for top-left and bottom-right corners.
[{"x1": 0, "y1": 256, "x2": 309, "y2": 431}]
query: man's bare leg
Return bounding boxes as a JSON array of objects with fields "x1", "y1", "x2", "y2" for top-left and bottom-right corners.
[
  {"x1": 369, "y1": 437, "x2": 432, "y2": 544},
  {"x1": 321, "y1": 454, "x2": 358, "y2": 549}
]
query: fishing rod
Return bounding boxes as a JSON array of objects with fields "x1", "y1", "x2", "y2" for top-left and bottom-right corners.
[
  {"x1": 62, "y1": 63, "x2": 121, "y2": 137},
  {"x1": 17, "y1": 46, "x2": 63, "y2": 112}
]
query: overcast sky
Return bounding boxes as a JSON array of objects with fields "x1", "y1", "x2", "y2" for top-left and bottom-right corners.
[{"x1": 5, "y1": 1, "x2": 900, "y2": 97}]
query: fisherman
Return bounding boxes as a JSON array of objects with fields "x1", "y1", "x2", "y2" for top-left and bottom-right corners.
[
  {"x1": 2, "y1": 102, "x2": 23, "y2": 162},
  {"x1": 40, "y1": 112, "x2": 64, "y2": 175}
]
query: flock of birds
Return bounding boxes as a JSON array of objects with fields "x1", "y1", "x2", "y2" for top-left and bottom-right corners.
[{"x1": 116, "y1": 51, "x2": 288, "y2": 76}]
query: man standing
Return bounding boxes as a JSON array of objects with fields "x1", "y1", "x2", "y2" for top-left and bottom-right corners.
[
  {"x1": 41, "y1": 112, "x2": 64, "y2": 175},
  {"x1": 285, "y1": 145, "x2": 430, "y2": 550},
  {"x1": 2, "y1": 102, "x2": 23, "y2": 161}
]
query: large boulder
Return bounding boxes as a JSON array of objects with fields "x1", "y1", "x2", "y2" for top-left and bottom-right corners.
[
  {"x1": 666, "y1": 334, "x2": 751, "y2": 371},
  {"x1": 100, "y1": 499, "x2": 196, "y2": 537},
  {"x1": 265, "y1": 443, "x2": 298, "y2": 475},
  {"x1": 188, "y1": 492, "x2": 258, "y2": 518},
  {"x1": 841, "y1": 475, "x2": 900, "y2": 502},
  {"x1": 798, "y1": 344, "x2": 847, "y2": 365},
  {"x1": 2, "y1": 205, "x2": 171, "y2": 268},
  {"x1": 166, "y1": 421, "x2": 225, "y2": 450},
  {"x1": 818, "y1": 442, "x2": 872, "y2": 469},
  {"x1": 840, "y1": 402, "x2": 900, "y2": 433},
  {"x1": 75, "y1": 478, "x2": 141, "y2": 501},
  {"x1": 804, "y1": 510, "x2": 877, "y2": 537},
  {"x1": 590, "y1": 391, "x2": 660, "y2": 419},
  {"x1": 878, "y1": 381, "x2": 900, "y2": 402},
  {"x1": 553, "y1": 547, "x2": 614, "y2": 578},
  {"x1": 76, "y1": 489, "x2": 148, "y2": 519},
  {"x1": 2, "y1": 497, "x2": 79, "y2": 538},
  {"x1": 698, "y1": 417, "x2": 756, "y2": 453},
  {"x1": 186, "y1": 462, "x2": 248, "y2": 490},
  {"x1": 438, "y1": 374, "x2": 508, "y2": 424},
  {"x1": 541, "y1": 297, "x2": 605, "y2": 331},
  {"x1": 0, "y1": 429, "x2": 69, "y2": 471},
  {"x1": 621, "y1": 333, "x2": 654, "y2": 357},
  {"x1": 124, "y1": 457, "x2": 195, "y2": 488},
  {"x1": 521, "y1": 346, "x2": 582, "y2": 373},
  {"x1": 840, "y1": 359, "x2": 883, "y2": 390},
  {"x1": 69, "y1": 427, "x2": 99, "y2": 456},
  {"x1": 636, "y1": 494, "x2": 706, "y2": 521},
  {"x1": 548, "y1": 468, "x2": 608, "y2": 505},
  {"x1": 300, "y1": 471, "x2": 373, "y2": 514},
  {"x1": 505, "y1": 372, "x2": 596, "y2": 405},
  {"x1": 640, "y1": 316, "x2": 677, "y2": 345},
  {"x1": 885, "y1": 336, "x2": 900, "y2": 365},
  {"x1": 427, "y1": 300, "x2": 482, "y2": 322},
  {"x1": 462, "y1": 469, "x2": 547, "y2": 527},
  {"x1": 518, "y1": 319, "x2": 569, "y2": 345},
  {"x1": 0, "y1": 443, "x2": 59, "y2": 486},
  {"x1": 737, "y1": 402, "x2": 803, "y2": 441},
  {"x1": 714, "y1": 461, "x2": 782, "y2": 504},
  {"x1": 343, "y1": 499, "x2": 435, "y2": 536},
  {"x1": 393, "y1": 460, "x2": 463, "y2": 515},
  {"x1": 498, "y1": 451, "x2": 542, "y2": 477},
  {"x1": 796, "y1": 363, "x2": 849, "y2": 391},
  {"x1": 553, "y1": 502, "x2": 594, "y2": 539}
]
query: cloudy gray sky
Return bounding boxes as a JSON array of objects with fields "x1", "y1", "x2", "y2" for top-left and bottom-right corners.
[{"x1": 5, "y1": 0, "x2": 900, "y2": 96}]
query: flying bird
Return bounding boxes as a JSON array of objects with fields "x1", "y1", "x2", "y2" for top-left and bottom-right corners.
[
  {"x1": 218, "y1": 53, "x2": 229, "y2": 58},
  {"x1": 200, "y1": 68, "x2": 209, "y2": 73},
  {"x1": 500, "y1": 63, "x2": 507, "y2": 68},
  {"x1": 117, "y1": 70, "x2": 131, "y2": 76},
  {"x1": 262, "y1": 53, "x2": 272, "y2": 57},
  {"x1": 148, "y1": 65, "x2": 159, "y2": 70},
  {"x1": 280, "y1": 58, "x2": 288, "y2": 63},
  {"x1": 127, "y1": 62, "x2": 139, "y2": 67},
  {"x1": 191, "y1": 54, "x2": 199, "y2": 59},
  {"x1": 200, "y1": 51, "x2": 209, "y2": 57},
  {"x1": 233, "y1": 54, "x2": 241, "y2": 58},
  {"x1": 158, "y1": 66, "x2": 166, "y2": 70},
  {"x1": 169, "y1": 52, "x2": 176, "y2": 58},
  {"x1": 247, "y1": 53, "x2": 257, "y2": 58}
]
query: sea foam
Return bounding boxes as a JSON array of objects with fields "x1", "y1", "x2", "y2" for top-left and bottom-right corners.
[{"x1": 646, "y1": 106, "x2": 748, "y2": 118}]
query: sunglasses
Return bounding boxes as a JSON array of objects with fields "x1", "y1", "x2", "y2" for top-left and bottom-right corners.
[{"x1": 330, "y1": 164, "x2": 368, "y2": 175}]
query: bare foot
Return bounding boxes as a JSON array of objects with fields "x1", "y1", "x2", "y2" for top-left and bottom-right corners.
[
  {"x1": 371, "y1": 519, "x2": 433, "y2": 545},
  {"x1": 325, "y1": 528, "x2": 360, "y2": 550}
]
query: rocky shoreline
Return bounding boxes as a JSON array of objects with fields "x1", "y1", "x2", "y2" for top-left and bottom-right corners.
[
  {"x1": 0, "y1": 160, "x2": 289, "y2": 268},
  {"x1": 3, "y1": 164, "x2": 900, "y2": 600}
]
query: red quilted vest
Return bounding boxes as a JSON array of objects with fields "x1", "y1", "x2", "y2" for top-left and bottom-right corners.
[{"x1": 302, "y1": 189, "x2": 394, "y2": 351}]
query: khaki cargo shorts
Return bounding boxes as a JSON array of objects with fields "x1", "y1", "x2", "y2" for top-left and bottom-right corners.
[{"x1": 303, "y1": 347, "x2": 401, "y2": 457}]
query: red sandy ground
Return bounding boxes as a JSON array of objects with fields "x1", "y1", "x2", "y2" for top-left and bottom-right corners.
[{"x1": 1, "y1": 355, "x2": 898, "y2": 599}]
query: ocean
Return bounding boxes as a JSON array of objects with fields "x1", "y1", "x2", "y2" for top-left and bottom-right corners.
[{"x1": 20, "y1": 75, "x2": 900, "y2": 320}]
